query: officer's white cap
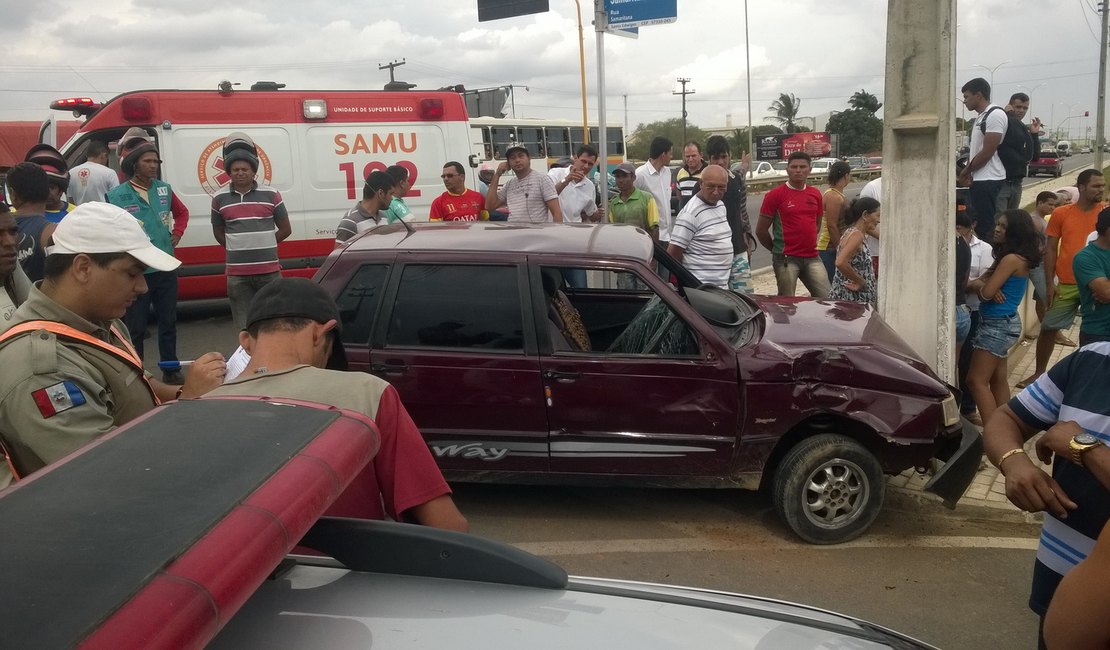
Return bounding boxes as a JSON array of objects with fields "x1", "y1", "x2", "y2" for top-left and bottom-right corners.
[{"x1": 48, "y1": 202, "x2": 181, "y2": 272}]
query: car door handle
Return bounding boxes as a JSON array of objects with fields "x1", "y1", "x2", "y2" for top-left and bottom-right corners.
[
  {"x1": 371, "y1": 363, "x2": 408, "y2": 376},
  {"x1": 543, "y1": 370, "x2": 581, "y2": 382}
]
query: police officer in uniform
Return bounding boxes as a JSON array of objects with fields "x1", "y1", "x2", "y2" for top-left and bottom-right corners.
[{"x1": 0, "y1": 202, "x2": 226, "y2": 486}]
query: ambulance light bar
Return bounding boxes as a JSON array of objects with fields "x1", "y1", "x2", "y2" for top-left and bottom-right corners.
[{"x1": 49, "y1": 97, "x2": 102, "y2": 117}]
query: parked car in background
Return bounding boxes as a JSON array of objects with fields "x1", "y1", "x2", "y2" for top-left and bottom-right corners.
[
  {"x1": 868, "y1": 156, "x2": 883, "y2": 168},
  {"x1": 1080, "y1": 145, "x2": 1092, "y2": 154},
  {"x1": 1027, "y1": 149, "x2": 1063, "y2": 177},
  {"x1": 809, "y1": 157, "x2": 840, "y2": 175},
  {"x1": 845, "y1": 156, "x2": 870, "y2": 170},
  {"x1": 317, "y1": 222, "x2": 980, "y2": 545},
  {"x1": 1056, "y1": 140, "x2": 1072, "y2": 157},
  {"x1": 735, "y1": 160, "x2": 781, "y2": 180}
]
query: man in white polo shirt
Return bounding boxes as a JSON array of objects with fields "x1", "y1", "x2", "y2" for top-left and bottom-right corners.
[
  {"x1": 549, "y1": 144, "x2": 599, "y2": 223},
  {"x1": 634, "y1": 136, "x2": 674, "y2": 243},
  {"x1": 667, "y1": 165, "x2": 733, "y2": 289}
]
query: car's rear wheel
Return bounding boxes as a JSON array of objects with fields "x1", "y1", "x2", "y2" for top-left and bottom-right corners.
[
  {"x1": 1054, "y1": 168, "x2": 1062, "y2": 177},
  {"x1": 772, "y1": 434, "x2": 884, "y2": 545}
]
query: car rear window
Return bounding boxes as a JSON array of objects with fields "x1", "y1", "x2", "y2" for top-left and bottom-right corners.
[{"x1": 387, "y1": 264, "x2": 525, "y2": 351}]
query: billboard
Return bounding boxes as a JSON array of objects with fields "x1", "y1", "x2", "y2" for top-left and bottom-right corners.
[{"x1": 755, "y1": 132, "x2": 833, "y2": 161}]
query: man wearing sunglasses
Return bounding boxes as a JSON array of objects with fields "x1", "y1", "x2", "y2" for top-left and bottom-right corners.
[{"x1": 429, "y1": 161, "x2": 487, "y2": 222}]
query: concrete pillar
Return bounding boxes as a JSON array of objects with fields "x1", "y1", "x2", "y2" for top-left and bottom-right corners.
[{"x1": 879, "y1": 0, "x2": 958, "y2": 382}]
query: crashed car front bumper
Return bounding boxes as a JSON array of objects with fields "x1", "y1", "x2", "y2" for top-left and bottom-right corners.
[{"x1": 924, "y1": 417, "x2": 983, "y2": 508}]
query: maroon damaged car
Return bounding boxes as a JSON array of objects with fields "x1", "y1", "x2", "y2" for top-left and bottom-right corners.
[{"x1": 315, "y1": 222, "x2": 980, "y2": 544}]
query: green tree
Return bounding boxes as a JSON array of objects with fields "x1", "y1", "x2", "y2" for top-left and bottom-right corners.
[
  {"x1": 848, "y1": 89, "x2": 883, "y2": 115},
  {"x1": 827, "y1": 110, "x2": 883, "y2": 155},
  {"x1": 627, "y1": 118, "x2": 709, "y2": 161},
  {"x1": 766, "y1": 93, "x2": 802, "y2": 133}
]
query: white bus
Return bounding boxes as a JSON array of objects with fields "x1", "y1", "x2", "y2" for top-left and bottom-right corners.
[{"x1": 469, "y1": 117, "x2": 626, "y2": 172}]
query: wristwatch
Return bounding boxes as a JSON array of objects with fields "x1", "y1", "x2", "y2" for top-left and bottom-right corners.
[{"x1": 1069, "y1": 432, "x2": 1102, "y2": 467}]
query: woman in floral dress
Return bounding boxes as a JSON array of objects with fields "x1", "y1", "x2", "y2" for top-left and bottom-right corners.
[{"x1": 828, "y1": 197, "x2": 880, "y2": 307}]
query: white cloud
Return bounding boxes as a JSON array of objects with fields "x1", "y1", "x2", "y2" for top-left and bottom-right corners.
[{"x1": 0, "y1": 0, "x2": 1102, "y2": 143}]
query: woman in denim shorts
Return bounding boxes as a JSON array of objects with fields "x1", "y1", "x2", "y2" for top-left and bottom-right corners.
[{"x1": 965, "y1": 210, "x2": 1043, "y2": 424}]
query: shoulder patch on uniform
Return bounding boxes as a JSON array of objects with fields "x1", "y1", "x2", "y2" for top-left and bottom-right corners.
[{"x1": 31, "y1": 381, "x2": 86, "y2": 419}]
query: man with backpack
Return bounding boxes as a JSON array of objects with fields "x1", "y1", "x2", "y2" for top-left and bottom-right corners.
[
  {"x1": 958, "y1": 77, "x2": 1008, "y2": 241},
  {"x1": 995, "y1": 92, "x2": 1042, "y2": 213}
]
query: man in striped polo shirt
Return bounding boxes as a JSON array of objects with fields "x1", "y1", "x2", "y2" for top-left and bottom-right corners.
[
  {"x1": 985, "y1": 342, "x2": 1110, "y2": 645},
  {"x1": 211, "y1": 133, "x2": 292, "y2": 330},
  {"x1": 666, "y1": 165, "x2": 733, "y2": 289}
]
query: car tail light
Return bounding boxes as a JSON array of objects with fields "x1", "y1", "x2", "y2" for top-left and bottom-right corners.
[
  {"x1": 419, "y1": 98, "x2": 445, "y2": 120},
  {"x1": 303, "y1": 99, "x2": 327, "y2": 119},
  {"x1": 121, "y1": 97, "x2": 152, "y2": 122}
]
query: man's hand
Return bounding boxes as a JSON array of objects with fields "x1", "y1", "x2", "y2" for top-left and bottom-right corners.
[
  {"x1": 1036, "y1": 421, "x2": 1085, "y2": 463},
  {"x1": 1030, "y1": 117, "x2": 1043, "y2": 134},
  {"x1": 495, "y1": 161, "x2": 510, "y2": 176},
  {"x1": 1002, "y1": 457, "x2": 1077, "y2": 518},
  {"x1": 170, "y1": 234, "x2": 181, "y2": 247},
  {"x1": 180, "y1": 351, "x2": 227, "y2": 398},
  {"x1": 1045, "y1": 283, "x2": 1056, "y2": 310},
  {"x1": 957, "y1": 170, "x2": 973, "y2": 188},
  {"x1": 567, "y1": 167, "x2": 585, "y2": 184},
  {"x1": 740, "y1": 153, "x2": 752, "y2": 175}
]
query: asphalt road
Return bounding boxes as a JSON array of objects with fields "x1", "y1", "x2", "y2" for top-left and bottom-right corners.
[
  {"x1": 454, "y1": 483, "x2": 1042, "y2": 650},
  {"x1": 166, "y1": 307, "x2": 1044, "y2": 650},
  {"x1": 742, "y1": 151, "x2": 1099, "y2": 273}
]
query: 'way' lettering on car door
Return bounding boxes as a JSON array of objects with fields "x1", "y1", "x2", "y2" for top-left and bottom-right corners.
[{"x1": 432, "y1": 443, "x2": 508, "y2": 461}]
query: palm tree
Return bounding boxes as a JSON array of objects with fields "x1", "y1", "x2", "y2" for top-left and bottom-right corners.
[
  {"x1": 766, "y1": 93, "x2": 801, "y2": 133},
  {"x1": 848, "y1": 90, "x2": 883, "y2": 115}
]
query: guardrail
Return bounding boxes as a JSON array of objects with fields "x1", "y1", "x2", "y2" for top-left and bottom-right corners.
[{"x1": 745, "y1": 167, "x2": 882, "y2": 193}]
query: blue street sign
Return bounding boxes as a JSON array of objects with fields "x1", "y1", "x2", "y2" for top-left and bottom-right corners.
[{"x1": 604, "y1": 0, "x2": 677, "y2": 28}]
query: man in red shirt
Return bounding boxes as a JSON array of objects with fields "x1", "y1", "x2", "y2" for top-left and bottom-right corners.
[
  {"x1": 429, "y1": 161, "x2": 486, "y2": 222},
  {"x1": 757, "y1": 152, "x2": 831, "y2": 298},
  {"x1": 207, "y1": 278, "x2": 468, "y2": 531}
]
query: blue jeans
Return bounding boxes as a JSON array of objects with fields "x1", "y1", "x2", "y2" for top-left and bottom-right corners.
[
  {"x1": 124, "y1": 270, "x2": 178, "y2": 363},
  {"x1": 955, "y1": 304, "x2": 971, "y2": 344},
  {"x1": 958, "y1": 310, "x2": 981, "y2": 412},
  {"x1": 818, "y1": 249, "x2": 837, "y2": 282},
  {"x1": 968, "y1": 179, "x2": 1004, "y2": 241}
]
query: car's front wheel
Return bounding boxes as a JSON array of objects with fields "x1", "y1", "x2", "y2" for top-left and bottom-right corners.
[{"x1": 772, "y1": 434, "x2": 884, "y2": 545}]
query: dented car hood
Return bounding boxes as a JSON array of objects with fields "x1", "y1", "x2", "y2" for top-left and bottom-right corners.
[{"x1": 740, "y1": 297, "x2": 951, "y2": 398}]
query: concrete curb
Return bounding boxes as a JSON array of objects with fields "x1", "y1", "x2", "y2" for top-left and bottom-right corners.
[{"x1": 885, "y1": 484, "x2": 1045, "y2": 526}]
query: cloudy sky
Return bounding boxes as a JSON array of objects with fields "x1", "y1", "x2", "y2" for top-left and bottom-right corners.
[{"x1": 1, "y1": 0, "x2": 1105, "y2": 140}]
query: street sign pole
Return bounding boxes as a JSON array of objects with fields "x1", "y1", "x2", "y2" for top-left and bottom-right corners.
[{"x1": 595, "y1": 0, "x2": 609, "y2": 219}]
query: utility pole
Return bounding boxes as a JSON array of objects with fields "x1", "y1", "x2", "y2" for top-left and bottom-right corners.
[
  {"x1": 674, "y1": 78, "x2": 694, "y2": 145},
  {"x1": 1096, "y1": 0, "x2": 1108, "y2": 170},
  {"x1": 379, "y1": 59, "x2": 415, "y2": 91},
  {"x1": 378, "y1": 59, "x2": 406, "y2": 83}
]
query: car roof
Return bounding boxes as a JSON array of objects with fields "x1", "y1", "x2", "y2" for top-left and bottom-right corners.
[{"x1": 344, "y1": 221, "x2": 655, "y2": 262}]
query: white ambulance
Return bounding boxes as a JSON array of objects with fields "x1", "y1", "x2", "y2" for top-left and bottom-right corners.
[{"x1": 48, "y1": 86, "x2": 474, "y2": 299}]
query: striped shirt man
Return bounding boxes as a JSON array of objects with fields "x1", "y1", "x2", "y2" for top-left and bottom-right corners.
[
  {"x1": 211, "y1": 183, "x2": 289, "y2": 276},
  {"x1": 1009, "y1": 342, "x2": 1110, "y2": 616},
  {"x1": 668, "y1": 193, "x2": 733, "y2": 289}
]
